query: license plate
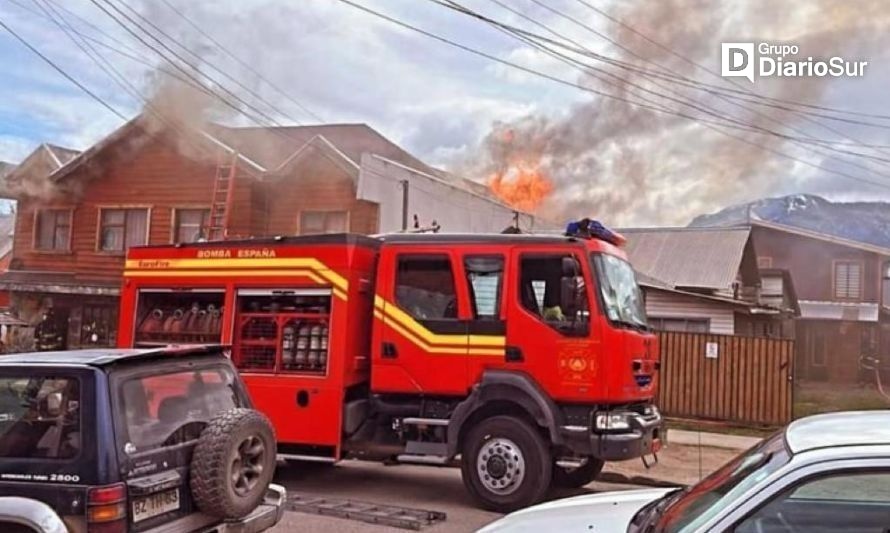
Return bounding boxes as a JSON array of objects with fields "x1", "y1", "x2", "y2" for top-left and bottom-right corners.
[{"x1": 132, "y1": 489, "x2": 180, "y2": 523}]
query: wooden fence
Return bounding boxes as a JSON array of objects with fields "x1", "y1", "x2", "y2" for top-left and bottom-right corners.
[{"x1": 656, "y1": 331, "x2": 794, "y2": 427}]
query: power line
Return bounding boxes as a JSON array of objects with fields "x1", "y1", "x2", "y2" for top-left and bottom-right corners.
[
  {"x1": 333, "y1": 0, "x2": 890, "y2": 192},
  {"x1": 436, "y1": 0, "x2": 890, "y2": 181},
  {"x1": 157, "y1": 0, "x2": 323, "y2": 123},
  {"x1": 31, "y1": 0, "x2": 211, "y2": 156},
  {"x1": 0, "y1": 14, "x2": 128, "y2": 120},
  {"x1": 88, "y1": 0, "x2": 285, "y2": 129},
  {"x1": 571, "y1": 0, "x2": 890, "y2": 122},
  {"x1": 111, "y1": 0, "x2": 304, "y2": 127}
]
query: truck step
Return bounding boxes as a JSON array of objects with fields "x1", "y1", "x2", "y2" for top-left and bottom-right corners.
[
  {"x1": 278, "y1": 453, "x2": 337, "y2": 464},
  {"x1": 286, "y1": 493, "x2": 447, "y2": 530},
  {"x1": 396, "y1": 454, "x2": 449, "y2": 466},
  {"x1": 402, "y1": 417, "x2": 449, "y2": 426}
]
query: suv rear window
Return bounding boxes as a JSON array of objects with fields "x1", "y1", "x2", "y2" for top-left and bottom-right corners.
[
  {"x1": 120, "y1": 366, "x2": 240, "y2": 453},
  {"x1": 0, "y1": 377, "x2": 80, "y2": 459}
]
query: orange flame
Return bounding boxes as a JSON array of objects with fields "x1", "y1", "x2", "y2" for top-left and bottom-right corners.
[{"x1": 488, "y1": 164, "x2": 553, "y2": 212}]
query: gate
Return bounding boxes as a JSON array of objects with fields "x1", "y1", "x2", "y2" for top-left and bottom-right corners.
[{"x1": 656, "y1": 332, "x2": 794, "y2": 427}]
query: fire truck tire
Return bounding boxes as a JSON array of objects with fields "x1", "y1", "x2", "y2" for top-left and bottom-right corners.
[
  {"x1": 551, "y1": 457, "x2": 604, "y2": 488},
  {"x1": 190, "y1": 408, "x2": 277, "y2": 519},
  {"x1": 460, "y1": 415, "x2": 551, "y2": 513}
]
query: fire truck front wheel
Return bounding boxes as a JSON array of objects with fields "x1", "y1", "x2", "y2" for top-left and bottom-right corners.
[{"x1": 460, "y1": 415, "x2": 551, "y2": 513}]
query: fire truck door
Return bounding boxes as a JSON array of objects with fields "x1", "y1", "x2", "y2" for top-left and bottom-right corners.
[{"x1": 374, "y1": 251, "x2": 468, "y2": 395}]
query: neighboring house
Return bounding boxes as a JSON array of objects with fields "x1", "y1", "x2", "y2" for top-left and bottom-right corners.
[
  {"x1": 0, "y1": 116, "x2": 529, "y2": 349},
  {"x1": 749, "y1": 218, "x2": 890, "y2": 383},
  {"x1": 622, "y1": 227, "x2": 797, "y2": 336}
]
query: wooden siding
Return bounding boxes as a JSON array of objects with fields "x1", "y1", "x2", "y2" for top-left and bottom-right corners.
[
  {"x1": 657, "y1": 331, "x2": 794, "y2": 426},
  {"x1": 751, "y1": 225, "x2": 882, "y2": 303},
  {"x1": 10, "y1": 135, "x2": 380, "y2": 285},
  {"x1": 645, "y1": 288, "x2": 736, "y2": 335}
]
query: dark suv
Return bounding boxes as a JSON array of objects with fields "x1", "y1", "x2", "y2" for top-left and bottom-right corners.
[{"x1": 0, "y1": 345, "x2": 284, "y2": 533}]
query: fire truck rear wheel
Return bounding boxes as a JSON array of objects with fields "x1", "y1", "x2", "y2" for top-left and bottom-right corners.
[
  {"x1": 551, "y1": 457, "x2": 604, "y2": 488},
  {"x1": 190, "y1": 408, "x2": 277, "y2": 519},
  {"x1": 460, "y1": 415, "x2": 551, "y2": 513}
]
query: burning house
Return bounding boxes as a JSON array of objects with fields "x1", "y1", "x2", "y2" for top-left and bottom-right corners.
[{"x1": 0, "y1": 115, "x2": 531, "y2": 350}]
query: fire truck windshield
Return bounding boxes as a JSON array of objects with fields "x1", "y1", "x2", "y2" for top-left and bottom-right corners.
[{"x1": 591, "y1": 253, "x2": 648, "y2": 329}]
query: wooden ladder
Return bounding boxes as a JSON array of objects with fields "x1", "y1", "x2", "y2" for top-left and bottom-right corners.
[{"x1": 206, "y1": 152, "x2": 237, "y2": 241}]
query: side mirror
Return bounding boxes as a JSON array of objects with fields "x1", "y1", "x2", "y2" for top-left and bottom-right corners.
[{"x1": 560, "y1": 275, "x2": 580, "y2": 318}]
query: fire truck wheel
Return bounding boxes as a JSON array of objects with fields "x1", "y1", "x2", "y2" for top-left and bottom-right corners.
[
  {"x1": 551, "y1": 457, "x2": 604, "y2": 489},
  {"x1": 190, "y1": 408, "x2": 277, "y2": 519},
  {"x1": 460, "y1": 415, "x2": 551, "y2": 513}
]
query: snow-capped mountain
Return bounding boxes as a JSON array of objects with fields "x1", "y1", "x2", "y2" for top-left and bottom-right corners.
[{"x1": 689, "y1": 194, "x2": 890, "y2": 248}]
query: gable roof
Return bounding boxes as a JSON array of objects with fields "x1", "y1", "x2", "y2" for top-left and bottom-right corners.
[
  {"x1": 621, "y1": 226, "x2": 756, "y2": 290},
  {"x1": 2, "y1": 143, "x2": 81, "y2": 198},
  {"x1": 0, "y1": 162, "x2": 17, "y2": 179},
  {"x1": 208, "y1": 123, "x2": 435, "y2": 174},
  {"x1": 750, "y1": 218, "x2": 890, "y2": 256}
]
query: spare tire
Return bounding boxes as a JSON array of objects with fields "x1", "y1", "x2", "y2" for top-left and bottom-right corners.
[{"x1": 190, "y1": 408, "x2": 277, "y2": 519}]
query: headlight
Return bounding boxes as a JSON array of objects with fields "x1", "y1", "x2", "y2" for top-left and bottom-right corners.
[{"x1": 595, "y1": 412, "x2": 631, "y2": 431}]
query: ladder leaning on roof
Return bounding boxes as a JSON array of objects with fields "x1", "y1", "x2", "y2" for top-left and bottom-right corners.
[{"x1": 206, "y1": 151, "x2": 238, "y2": 241}]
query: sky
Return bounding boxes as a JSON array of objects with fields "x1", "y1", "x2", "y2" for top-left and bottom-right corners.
[{"x1": 2, "y1": 0, "x2": 890, "y2": 226}]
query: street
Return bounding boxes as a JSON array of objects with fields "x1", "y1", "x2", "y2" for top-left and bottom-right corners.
[{"x1": 270, "y1": 442, "x2": 738, "y2": 532}]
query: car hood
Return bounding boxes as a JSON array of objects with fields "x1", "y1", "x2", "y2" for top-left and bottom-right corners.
[{"x1": 478, "y1": 488, "x2": 676, "y2": 533}]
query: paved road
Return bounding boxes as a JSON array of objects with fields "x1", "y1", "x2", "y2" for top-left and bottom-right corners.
[
  {"x1": 271, "y1": 460, "x2": 640, "y2": 532},
  {"x1": 269, "y1": 443, "x2": 737, "y2": 532}
]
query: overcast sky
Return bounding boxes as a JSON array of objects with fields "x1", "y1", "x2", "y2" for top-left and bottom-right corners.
[{"x1": 2, "y1": 0, "x2": 890, "y2": 225}]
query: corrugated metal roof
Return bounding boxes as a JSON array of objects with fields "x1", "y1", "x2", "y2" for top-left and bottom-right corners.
[{"x1": 622, "y1": 227, "x2": 752, "y2": 290}]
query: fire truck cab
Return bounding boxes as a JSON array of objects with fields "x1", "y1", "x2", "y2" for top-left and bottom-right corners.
[{"x1": 118, "y1": 232, "x2": 662, "y2": 512}]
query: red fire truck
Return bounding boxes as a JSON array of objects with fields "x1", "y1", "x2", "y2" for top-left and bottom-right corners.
[{"x1": 117, "y1": 231, "x2": 662, "y2": 512}]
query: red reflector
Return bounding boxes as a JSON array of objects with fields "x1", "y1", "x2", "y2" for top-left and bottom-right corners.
[{"x1": 88, "y1": 483, "x2": 126, "y2": 505}]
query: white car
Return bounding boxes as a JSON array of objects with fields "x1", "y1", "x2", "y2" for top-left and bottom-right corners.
[{"x1": 481, "y1": 410, "x2": 890, "y2": 532}]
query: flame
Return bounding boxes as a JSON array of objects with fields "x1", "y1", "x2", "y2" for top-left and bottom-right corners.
[{"x1": 488, "y1": 164, "x2": 553, "y2": 212}]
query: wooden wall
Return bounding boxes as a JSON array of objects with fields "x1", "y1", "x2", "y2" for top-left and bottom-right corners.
[
  {"x1": 11, "y1": 135, "x2": 378, "y2": 285},
  {"x1": 751, "y1": 225, "x2": 882, "y2": 303},
  {"x1": 645, "y1": 288, "x2": 736, "y2": 335}
]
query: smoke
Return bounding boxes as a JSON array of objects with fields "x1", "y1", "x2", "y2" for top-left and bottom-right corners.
[{"x1": 468, "y1": 0, "x2": 890, "y2": 226}]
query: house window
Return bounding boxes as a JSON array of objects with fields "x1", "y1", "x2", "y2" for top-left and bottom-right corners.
[
  {"x1": 757, "y1": 256, "x2": 773, "y2": 269},
  {"x1": 99, "y1": 208, "x2": 148, "y2": 252},
  {"x1": 834, "y1": 260, "x2": 863, "y2": 300},
  {"x1": 35, "y1": 209, "x2": 71, "y2": 251},
  {"x1": 882, "y1": 261, "x2": 890, "y2": 307},
  {"x1": 173, "y1": 209, "x2": 210, "y2": 243},
  {"x1": 300, "y1": 211, "x2": 348, "y2": 235},
  {"x1": 649, "y1": 317, "x2": 710, "y2": 333}
]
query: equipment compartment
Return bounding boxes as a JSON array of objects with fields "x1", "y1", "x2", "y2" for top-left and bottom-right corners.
[
  {"x1": 134, "y1": 289, "x2": 225, "y2": 345},
  {"x1": 233, "y1": 289, "x2": 332, "y2": 375}
]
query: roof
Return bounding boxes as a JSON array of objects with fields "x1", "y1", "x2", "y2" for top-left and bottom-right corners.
[
  {"x1": 621, "y1": 227, "x2": 756, "y2": 290},
  {"x1": 0, "y1": 271, "x2": 120, "y2": 295},
  {"x1": 208, "y1": 123, "x2": 434, "y2": 174},
  {"x1": 0, "y1": 162, "x2": 17, "y2": 179},
  {"x1": 0, "y1": 312, "x2": 28, "y2": 327},
  {"x1": 751, "y1": 219, "x2": 890, "y2": 256},
  {"x1": 0, "y1": 345, "x2": 225, "y2": 367},
  {"x1": 798, "y1": 300, "x2": 879, "y2": 322},
  {"x1": 2, "y1": 143, "x2": 80, "y2": 198},
  {"x1": 786, "y1": 411, "x2": 890, "y2": 453}
]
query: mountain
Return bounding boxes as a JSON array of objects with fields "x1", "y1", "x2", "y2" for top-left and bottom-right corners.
[{"x1": 689, "y1": 194, "x2": 890, "y2": 248}]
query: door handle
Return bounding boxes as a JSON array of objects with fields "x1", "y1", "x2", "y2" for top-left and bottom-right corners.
[
  {"x1": 505, "y1": 346, "x2": 523, "y2": 362},
  {"x1": 382, "y1": 342, "x2": 398, "y2": 359}
]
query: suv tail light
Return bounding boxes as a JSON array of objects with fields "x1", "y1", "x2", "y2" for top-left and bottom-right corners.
[{"x1": 87, "y1": 483, "x2": 127, "y2": 533}]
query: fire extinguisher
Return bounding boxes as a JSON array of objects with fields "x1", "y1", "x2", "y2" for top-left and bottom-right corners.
[
  {"x1": 282, "y1": 325, "x2": 296, "y2": 368},
  {"x1": 295, "y1": 325, "x2": 310, "y2": 366}
]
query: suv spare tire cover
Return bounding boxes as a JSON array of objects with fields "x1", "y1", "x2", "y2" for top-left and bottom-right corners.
[{"x1": 190, "y1": 408, "x2": 277, "y2": 519}]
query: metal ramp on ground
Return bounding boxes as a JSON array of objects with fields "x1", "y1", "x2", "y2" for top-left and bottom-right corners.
[{"x1": 286, "y1": 493, "x2": 447, "y2": 530}]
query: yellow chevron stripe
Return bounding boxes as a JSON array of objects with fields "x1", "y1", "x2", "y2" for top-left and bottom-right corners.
[
  {"x1": 374, "y1": 310, "x2": 503, "y2": 356},
  {"x1": 373, "y1": 296, "x2": 505, "y2": 348},
  {"x1": 124, "y1": 258, "x2": 349, "y2": 291}
]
